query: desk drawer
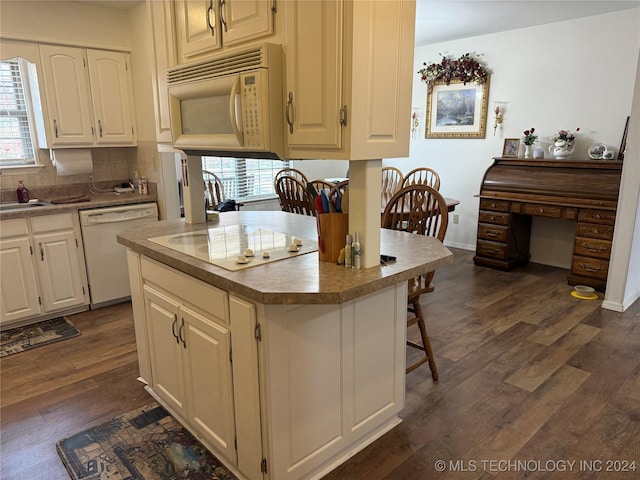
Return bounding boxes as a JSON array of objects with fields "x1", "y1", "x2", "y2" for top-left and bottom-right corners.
[
  {"x1": 479, "y1": 199, "x2": 510, "y2": 213},
  {"x1": 478, "y1": 211, "x2": 510, "y2": 225},
  {"x1": 523, "y1": 203, "x2": 562, "y2": 218},
  {"x1": 571, "y1": 255, "x2": 609, "y2": 280},
  {"x1": 574, "y1": 236, "x2": 612, "y2": 259},
  {"x1": 476, "y1": 240, "x2": 508, "y2": 260},
  {"x1": 478, "y1": 224, "x2": 509, "y2": 242},
  {"x1": 578, "y1": 209, "x2": 616, "y2": 225},
  {"x1": 576, "y1": 222, "x2": 614, "y2": 240}
]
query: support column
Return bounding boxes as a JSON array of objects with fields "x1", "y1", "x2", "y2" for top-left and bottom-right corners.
[
  {"x1": 182, "y1": 154, "x2": 205, "y2": 224},
  {"x1": 348, "y1": 159, "x2": 381, "y2": 268}
]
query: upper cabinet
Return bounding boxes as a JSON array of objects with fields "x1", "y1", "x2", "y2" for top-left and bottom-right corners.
[
  {"x1": 175, "y1": 0, "x2": 275, "y2": 64},
  {"x1": 148, "y1": 0, "x2": 178, "y2": 144},
  {"x1": 39, "y1": 45, "x2": 137, "y2": 147},
  {"x1": 284, "y1": 0, "x2": 416, "y2": 160}
]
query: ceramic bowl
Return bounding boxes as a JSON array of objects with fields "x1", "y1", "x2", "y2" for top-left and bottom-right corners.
[{"x1": 574, "y1": 285, "x2": 595, "y2": 294}]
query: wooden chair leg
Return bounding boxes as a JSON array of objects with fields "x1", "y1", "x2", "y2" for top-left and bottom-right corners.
[{"x1": 406, "y1": 299, "x2": 438, "y2": 380}]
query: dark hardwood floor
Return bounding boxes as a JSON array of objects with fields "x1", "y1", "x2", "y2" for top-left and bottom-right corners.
[{"x1": 2, "y1": 248, "x2": 638, "y2": 479}]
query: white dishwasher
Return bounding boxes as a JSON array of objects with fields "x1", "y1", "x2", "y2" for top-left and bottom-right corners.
[{"x1": 79, "y1": 203, "x2": 158, "y2": 308}]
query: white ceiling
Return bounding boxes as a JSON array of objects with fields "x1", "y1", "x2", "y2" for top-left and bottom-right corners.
[
  {"x1": 415, "y1": 0, "x2": 640, "y2": 46},
  {"x1": 75, "y1": 0, "x2": 640, "y2": 46}
]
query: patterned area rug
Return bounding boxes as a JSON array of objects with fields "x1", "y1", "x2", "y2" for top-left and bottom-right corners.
[
  {"x1": 0, "y1": 317, "x2": 80, "y2": 358},
  {"x1": 56, "y1": 403, "x2": 238, "y2": 480}
]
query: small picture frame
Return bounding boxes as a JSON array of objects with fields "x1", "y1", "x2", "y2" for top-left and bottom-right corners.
[{"x1": 502, "y1": 138, "x2": 520, "y2": 158}]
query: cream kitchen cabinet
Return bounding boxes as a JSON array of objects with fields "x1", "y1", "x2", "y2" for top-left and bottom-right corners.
[
  {"x1": 284, "y1": 0, "x2": 416, "y2": 160},
  {"x1": 39, "y1": 45, "x2": 136, "y2": 147},
  {"x1": 126, "y1": 245, "x2": 409, "y2": 480},
  {"x1": 148, "y1": 0, "x2": 178, "y2": 144},
  {"x1": 175, "y1": 0, "x2": 275, "y2": 63},
  {"x1": 137, "y1": 256, "x2": 262, "y2": 474},
  {"x1": 143, "y1": 284, "x2": 237, "y2": 464},
  {"x1": 0, "y1": 213, "x2": 89, "y2": 327},
  {"x1": 0, "y1": 219, "x2": 41, "y2": 325}
]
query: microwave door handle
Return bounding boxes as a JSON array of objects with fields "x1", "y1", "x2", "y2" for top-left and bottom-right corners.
[{"x1": 229, "y1": 78, "x2": 243, "y2": 145}]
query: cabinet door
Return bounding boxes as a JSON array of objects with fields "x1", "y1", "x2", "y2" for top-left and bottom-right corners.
[
  {"x1": 39, "y1": 45, "x2": 94, "y2": 146},
  {"x1": 148, "y1": 0, "x2": 178, "y2": 144},
  {"x1": 144, "y1": 285, "x2": 186, "y2": 413},
  {"x1": 32, "y1": 230, "x2": 85, "y2": 313},
  {"x1": 0, "y1": 237, "x2": 41, "y2": 324},
  {"x1": 181, "y1": 305, "x2": 237, "y2": 465},
  {"x1": 86, "y1": 50, "x2": 136, "y2": 145},
  {"x1": 222, "y1": 0, "x2": 273, "y2": 46},
  {"x1": 175, "y1": 0, "x2": 221, "y2": 62},
  {"x1": 285, "y1": 0, "x2": 343, "y2": 149}
]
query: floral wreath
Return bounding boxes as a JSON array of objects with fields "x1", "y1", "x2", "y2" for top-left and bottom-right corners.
[{"x1": 418, "y1": 53, "x2": 490, "y2": 91}]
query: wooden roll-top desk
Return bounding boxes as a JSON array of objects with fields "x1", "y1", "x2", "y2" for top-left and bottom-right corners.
[{"x1": 473, "y1": 158, "x2": 623, "y2": 291}]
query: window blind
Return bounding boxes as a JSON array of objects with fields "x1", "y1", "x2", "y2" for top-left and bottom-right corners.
[
  {"x1": 202, "y1": 157, "x2": 291, "y2": 201},
  {"x1": 0, "y1": 59, "x2": 37, "y2": 166}
]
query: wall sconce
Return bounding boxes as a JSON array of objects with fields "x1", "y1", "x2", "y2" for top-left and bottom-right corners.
[
  {"x1": 493, "y1": 103, "x2": 504, "y2": 136},
  {"x1": 411, "y1": 111, "x2": 420, "y2": 138}
]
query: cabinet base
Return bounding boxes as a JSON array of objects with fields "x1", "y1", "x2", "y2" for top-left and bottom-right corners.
[
  {"x1": 567, "y1": 274, "x2": 606, "y2": 292},
  {"x1": 473, "y1": 255, "x2": 528, "y2": 271}
]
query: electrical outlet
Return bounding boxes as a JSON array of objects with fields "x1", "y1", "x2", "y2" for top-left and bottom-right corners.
[{"x1": 453, "y1": 213, "x2": 459, "y2": 224}]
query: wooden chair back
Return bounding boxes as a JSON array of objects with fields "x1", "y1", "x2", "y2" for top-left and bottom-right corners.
[
  {"x1": 402, "y1": 167, "x2": 441, "y2": 191},
  {"x1": 274, "y1": 175, "x2": 316, "y2": 216},
  {"x1": 274, "y1": 168, "x2": 308, "y2": 190},
  {"x1": 203, "y1": 170, "x2": 225, "y2": 210},
  {"x1": 309, "y1": 179, "x2": 335, "y2": 197},
  {"x1": 382, "y1": 184, "x2": 449, "y2": 298},
  {"x1": 381, "y1": 166, "x2": 403, "y2": 195}
]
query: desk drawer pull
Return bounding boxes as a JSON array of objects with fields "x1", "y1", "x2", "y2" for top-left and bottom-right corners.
[
  {"x1": 486, "y1": 230, "x2": 500, "y2": 237},
  {"x1": 579, "y1": 262, "x2": 603, "y2": 273},
  {"x1": 579, "y1": 242, "x2": 608, "y2": 253},
  {"x1": 482, "y1": 246, "x2": 501, "y2": 254}
]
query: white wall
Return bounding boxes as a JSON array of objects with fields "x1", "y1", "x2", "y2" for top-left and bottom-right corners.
[
  {"x1": 604, "y1": 48, "x2": 640, "y2": 311},
  {"x1": 388, "y1": 9, "x2": 640, "y2": 261}
]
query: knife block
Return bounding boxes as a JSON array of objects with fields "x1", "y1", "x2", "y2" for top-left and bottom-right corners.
[{"x1": 318, "y1": 213, "x2": 349, "y2": 263}]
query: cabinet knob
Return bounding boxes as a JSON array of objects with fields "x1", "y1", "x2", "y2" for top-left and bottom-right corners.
[
  {"x1": 207, "y1": 2, "x2": 216, "y2": 32},
  {"x1": 219, "y1": 0, "x2": 228, "y2": 32},
  {"x1": 171, "y1": 314, "x2": 179, "y2": 344},
  {"x1": 286, "y1": 92, "x2": 294, "y2": 134},
  {"x1": 179, "y1": 318, "x2": 186, "y2": 348}
]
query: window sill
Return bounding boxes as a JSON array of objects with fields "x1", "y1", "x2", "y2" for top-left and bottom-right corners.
[{"x1": 0, "y1": 165, "x2": 44, "y2": 176}]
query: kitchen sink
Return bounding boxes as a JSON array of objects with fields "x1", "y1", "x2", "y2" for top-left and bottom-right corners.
[{"x1": 0, "y1": 199, "x2": 52, "y2": 211}]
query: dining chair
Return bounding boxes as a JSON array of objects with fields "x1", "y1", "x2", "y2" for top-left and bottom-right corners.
[
  {"x1": 381, "y1": 184, "x2": 449, "y2": 379},
  {"x1": 203, "y1": 170, "x2": 241, "y2": 211},
  {"x1": 381, "y1": 166, "x2": 403, "y2": 195},
  {"x1": 273, "y1": 167, "x2": 309, "y2": 190},
  {"x1": 274, "y1": 175, "x2": 316, "y2": 216},
  {"x1": 310, "y1": 179, "x2": 335, "y2": 196},
  {"x1": 402, "y1": 167, "x2": 441, "y2": 191}
]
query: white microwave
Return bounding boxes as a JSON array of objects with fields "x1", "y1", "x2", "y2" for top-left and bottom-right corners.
[{"x1": 167, "y1": 43, "x2": 284, "y2": 159}]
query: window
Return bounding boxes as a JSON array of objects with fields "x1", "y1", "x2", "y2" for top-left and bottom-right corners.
[
  {"x1": 0, "y1": 58, "x2": 41, "y2": 168},
  {"x1": 202, "y1": 157, "x2": 291, "y2": 201}
]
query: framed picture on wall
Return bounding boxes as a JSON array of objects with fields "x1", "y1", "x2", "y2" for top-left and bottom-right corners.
[
  {"x1": 502, "y1": 138, "x2": 520, "y2": 158},
  {"x1": 425, "y1": 78, "x2": 490, "y2": 138}
]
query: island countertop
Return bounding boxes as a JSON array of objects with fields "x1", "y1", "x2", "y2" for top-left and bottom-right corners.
[{"x1": 117, "y1": 210, "x2": 453, "y2": 305}]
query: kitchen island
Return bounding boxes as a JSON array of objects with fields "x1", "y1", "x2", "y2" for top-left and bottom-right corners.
[{"x1": 118, "y1": 211, "x2": 453, "y2": 480}]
